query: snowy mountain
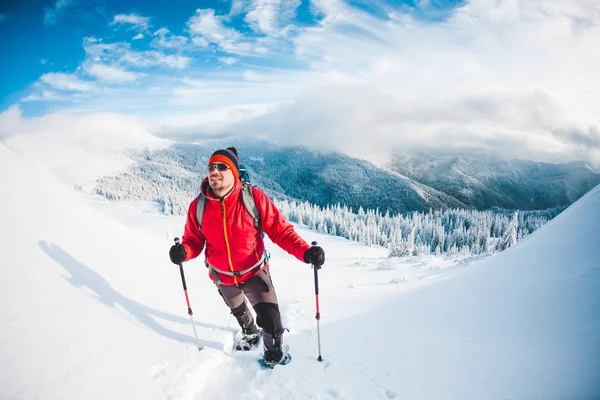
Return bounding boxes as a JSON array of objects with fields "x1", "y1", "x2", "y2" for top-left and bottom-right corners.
[
  {"x1": 96, "y1": 141, "x2": 599, "y2": 218},
  {"x1": 390, "y1": 148, "x2": 600, "y2": 210},
  {"x1": 96, "y1": 141, "x2": 468, "y2": 216},
  {"x1": 1, "y1": 140, "x2": 599, "y2": 399},
  {"x1": 230, "y1": 142, "x2": 470, "y2": 213},
  {"x1": 3, "y1": 118, "x2": 593, "y2": 216}
]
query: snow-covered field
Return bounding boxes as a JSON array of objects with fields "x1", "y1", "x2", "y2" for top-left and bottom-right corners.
[{"x1": 1, "y1": 140, "x2": 599, "y2": 399}]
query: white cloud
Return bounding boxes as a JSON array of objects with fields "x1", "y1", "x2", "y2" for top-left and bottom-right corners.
[
  {"x1": 187, "y1": 8, "x2": 265, "y2": 56},
  {"x1": 120, "y1": 51, "x2": 191, "y2": 69},
  {"x1": 111, "y1": 13, "x2": 150, "y2": 31},
  {"x1": 20, "y1": 0, "x2": 600, "y2": 167},
  {"x1": 218, "y1": 57, "x2": 239, "y2": 65},
  {"x1": 85, "y1": 63, "x2": 137, "y2": 83},
  {"x1": 21, "y1": 91, "x2": 62, "y2": 103},
  {"x1": 188, "y1": 9, "x2": 241, "y2": 43},
  {"x1": 40, "y1": 72, "x2": 94, "y2": 92},
  {"x1": 153, "y1": 54, "x2": 191, "y2": 69},
  {"x1": 83, "y1": 37, "x2": 191, "y2": 70},
  {"x1": 132, "y1": 33, "x2": 144, "y2": 40},
  {"x1": 153, "y1": 27, "x2": 169, "y2": 36},
  {"x1": 153, "y1": 103, "x2": 277, "y2": 139},
  {"x1": 208, "y1": 0, "x2": 600, "y2": 166},
  {"x1": 44, "y1": 0, "x2": 78, "y2": 25},
  {"x1": 168, "y1": 73, "x2": 305, "y2": 112},
  {"x1": 83, "y1": 37, "x2": 120, "y2": 59},
  {"x1": 229, "y1": 0, "x2": 250, "y2": 17},
  {"x1": 245, "y1": 0, "x2": 301, "y2": 36},
  {"x1": 191, "y1": 36, "x2": 210, "y2": 48},
  {"x1": 152, "y1": 28, "x2": 188, "y2": 49}
]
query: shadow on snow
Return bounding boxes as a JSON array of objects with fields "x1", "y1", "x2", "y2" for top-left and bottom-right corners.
[{"x1": 39, "y1": 241, "x2": 232, "y2": 350}]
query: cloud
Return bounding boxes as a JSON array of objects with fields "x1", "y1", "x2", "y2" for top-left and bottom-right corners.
[
  {"x1": 188, "y1": 9, "x2": 241, "y2": 43},
  {"x1": 156, "y1": 54, "x2": 191, "y2": 69},
  {"x1": 168, "y1": 73, "x2": 304, "y2": 109},
  {"x1": 21, "y1": 90, "x2": 67, "y2": 103},
  {"x1": 151, "y1": 28, "x2": 188, "y2": 49},
  {"x1": 18, "y1": 0, "x2": 600, "y2": 167},
  {"x1": 40, "y1": 72, "x2": 94, "y2": 92},
  {"x1": 44, "y1": 0, "x2": 78, "y2": 25},
  {"x1": 132, "y1": 33, "x2": 144, "y2": 40},
  {"x1": 153, "y1": 103, "x2": 278, "y2": 140},
  {"x1": 83, "y1": 37, "x2": 191, "y2": 69},
  {"x1": 244, "y1": 0, "x2": 302, "y2": 36},
  {"x1": 218, "y1": 57, "x2": 239, "y2": 65},
  {"x1": 223, "y1": 0, "x2": 600, "y2": 166},
  {"x1": 111, "y1": 13, "x2": 150, "y2": 31},
  {"x1": 187, "y1": 8, "x2": 266, "y2": 56},
  {"x1": 552, "y1": 126, "x2": 600, "y2": 151},
  {"x1": 84, "y1": 63, "x2": 138, "y2": 83},
  {"x1": 120, "y1": 52, "x2": 191, "y2": 69}
]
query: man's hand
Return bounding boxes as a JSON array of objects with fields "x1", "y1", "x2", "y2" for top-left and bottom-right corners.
[
  {"x1": 169, "y1": 243, "x2": 187, "y2": 265},
  {"x1": 303, "y1": 246, "x2": 325, "y2": 269}
]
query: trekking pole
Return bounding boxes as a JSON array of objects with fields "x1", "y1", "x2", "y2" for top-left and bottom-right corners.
[
  {"x1": 311, "y1": 241, "x2": 323, "y2": 362},
  {"x1": 174, "y1": 237, "x2": 203, "y2": 351}
]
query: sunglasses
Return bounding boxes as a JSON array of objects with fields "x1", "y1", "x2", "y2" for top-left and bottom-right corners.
[{"x1": 207, "y1": 163, "x2": 230, "y2": 172}]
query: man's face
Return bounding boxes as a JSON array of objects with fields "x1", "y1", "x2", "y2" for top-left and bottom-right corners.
[{"x1": 208, "y1": 163, "x2": 235, "y2": 193}]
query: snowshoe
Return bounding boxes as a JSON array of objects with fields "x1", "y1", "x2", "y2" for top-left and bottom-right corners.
[
  {"x1": 234, "y1": 332, "x2": 261, "y2": 351},
  {"x1": 259, "y1": 352, "x2": 292, "y2": 369}
]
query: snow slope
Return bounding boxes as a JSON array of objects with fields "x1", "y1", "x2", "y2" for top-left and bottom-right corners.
[
  {"x1": 0, "y1": 143, "x2": 189, "y2": 399},
  {"x1": 327, "y1": 184, "x2": 600, "y2": 399},
  {"x1": 1, "y1": 112, "x2": 170, "y2": 190},
  {"x1": 1, "y1": 142, "x2": 599, "y2": 399}
]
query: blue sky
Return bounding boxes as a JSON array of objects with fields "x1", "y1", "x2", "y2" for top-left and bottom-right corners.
[
  {"x1": 0, "y1": 0, "x2": 463, "y2": 116},
  {"x1": 0, "y1": 0, "x2": 599, "y2": 165}
]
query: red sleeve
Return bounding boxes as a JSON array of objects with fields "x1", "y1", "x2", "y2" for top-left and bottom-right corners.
[
  {"x1": 181, "y1": 197, "x2": 206, "y2": 262},
  {"x1": 253, "y1": 188, "x2": 311, "y2": 263}
]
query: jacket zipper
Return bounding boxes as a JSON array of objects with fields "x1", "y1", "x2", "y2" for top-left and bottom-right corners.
[{"x1": 221, "y1": 200, "x2": 239, "y2": 286}]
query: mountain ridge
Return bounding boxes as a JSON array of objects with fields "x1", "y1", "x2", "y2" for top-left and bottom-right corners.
[{"x1": 389, "y1": 148, "x2": 600, "y2": 210}]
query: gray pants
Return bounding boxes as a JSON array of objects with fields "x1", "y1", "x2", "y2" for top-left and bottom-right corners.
[
  {"x1": 217, "y1": 268, "x2": 283, "y2": 343},
  {"x1": 217, "y1": 268, "x2": 279, "y2": 308}
]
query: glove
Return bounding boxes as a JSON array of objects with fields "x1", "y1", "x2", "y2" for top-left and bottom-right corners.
[
  {"x1": 169, "y1": 244, "x2": 187, "y2": 265},
  {"x1": 303, "y1": 246, "x2": 325, "y2": 269}
]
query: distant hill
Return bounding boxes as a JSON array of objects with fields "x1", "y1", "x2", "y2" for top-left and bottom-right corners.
[
  {"x1": 233, "y1": 142, "x2": 467, "y2": 214},
  {"x1": 95, "y1": 141, "x2": 598, "y2": 216},
  {"x1": 389, "y1": 149, "x2": 600, "y2": 210},
  {"x1": 95, "y1": 141, "x2": 467, "y2": 216}
]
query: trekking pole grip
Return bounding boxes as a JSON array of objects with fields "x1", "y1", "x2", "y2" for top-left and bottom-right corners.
[
  {"x1": 312, "y1": 241, "x2": 320, "y2": 313},
  {"x1": 174, "y1": 238, "x2": 189, "y2": 295}
]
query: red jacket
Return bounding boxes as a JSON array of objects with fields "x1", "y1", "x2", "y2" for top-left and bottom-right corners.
[{"x1": 181, "y1": 179, "x2": 311, "y2": 285}]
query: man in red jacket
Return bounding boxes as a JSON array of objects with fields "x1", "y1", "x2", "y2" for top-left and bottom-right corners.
[{"x1": 169, "y1": 147, "x2": 325, "y2": 365}]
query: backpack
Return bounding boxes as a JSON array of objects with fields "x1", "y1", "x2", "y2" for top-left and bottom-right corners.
[
  {"x1": 196, "y1": 180, "x2": 263, "y2": 237},
  {"x1": 238, "y1": 163, "x2": 250, "y2": 183}
]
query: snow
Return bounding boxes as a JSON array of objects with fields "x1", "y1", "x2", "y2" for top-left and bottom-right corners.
[
  {"x1": 1, "y1": 141, "x2": 599, "y2": 399},
  {"x1": 1, "y1": 111, "x2": 171, "y2": 190}
]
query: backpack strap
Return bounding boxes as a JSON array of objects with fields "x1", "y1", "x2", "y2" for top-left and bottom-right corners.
[
  {"x1": 241, "y1": 182, "x2": 263, "y2": 237},
  {"x1": 196, "y1": 194, "x2": 207, "y2": 234},
  {"x1": 196, "y1": 182, "x2": 263, "y2": 237}
]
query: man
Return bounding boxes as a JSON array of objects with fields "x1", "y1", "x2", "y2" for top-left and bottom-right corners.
[{"x1": 169, "y1": 147, "x2": 325, "y2": 365}]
